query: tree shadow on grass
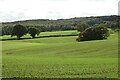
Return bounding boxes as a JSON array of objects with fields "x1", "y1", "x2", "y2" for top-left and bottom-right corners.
[{"x1": 1, "y1": 34, "x2": 78, "y2": 41}]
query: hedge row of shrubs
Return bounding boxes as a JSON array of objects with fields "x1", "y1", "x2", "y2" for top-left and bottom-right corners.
[{"x1": 76, "y1": 24, "x2": 110, "y2": 41}]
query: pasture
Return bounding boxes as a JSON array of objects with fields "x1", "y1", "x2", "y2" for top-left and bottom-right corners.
[
  {"x1": 2, "y1": 31, "x2": 118, "y2": 78},
  {"x1": 0, "y1": 30, "x2": 79, "y2": 40}
]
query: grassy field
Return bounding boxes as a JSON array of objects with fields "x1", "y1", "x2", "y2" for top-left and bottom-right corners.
[
  {"x1": 2, "y1": 31, "x2": 118, "y2": 78},
  {"x1": 0, "y1": 30, "x2": 79, "y2": 40}
]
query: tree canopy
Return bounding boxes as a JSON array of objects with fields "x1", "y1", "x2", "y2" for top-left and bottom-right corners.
[
  {"x1": 11, "y1": 24, "x2": 27, "y2": 39},
  {"x1": 76, "y1": 22, "x2": 89, "y2": 32},
  {"x1": 77, "y1": 26, "x2": 110, "y2": 41},
  {"x1": 28, "y1": 27, "x2": 40, "y2": 38}
]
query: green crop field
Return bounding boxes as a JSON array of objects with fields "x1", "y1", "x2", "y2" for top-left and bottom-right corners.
[{"x1": 2, "y1": 31, "x2": 118, "y2": 78}]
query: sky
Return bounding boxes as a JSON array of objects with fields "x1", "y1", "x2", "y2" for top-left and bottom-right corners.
[{"x1": 0, "y1": 0, "x2": 119, "y2": 22}]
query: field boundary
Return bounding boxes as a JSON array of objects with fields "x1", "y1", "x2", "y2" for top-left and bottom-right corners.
[
  {"x1": 1, "y1": 78, "x2": 119, "y2": 80},
  {"x1": 1, "y1": 34, "x2": 78, "y2": 41}
]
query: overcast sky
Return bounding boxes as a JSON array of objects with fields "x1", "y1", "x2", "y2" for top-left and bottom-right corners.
[{"x1": 0, "y1": 0, "x2": 119, "y2": 22}]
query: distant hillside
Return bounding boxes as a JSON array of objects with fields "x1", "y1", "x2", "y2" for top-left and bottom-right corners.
[
  {"x1": 2, "y1": 15, "x2": 118, "y2": 26},
  {"x1": 1, "y1": 15, "x2": 119, "y2": 35}
]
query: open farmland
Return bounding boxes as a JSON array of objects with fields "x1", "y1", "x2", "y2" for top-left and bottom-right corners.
[{"x1": 2, "y1": 30, "x2": 118, "y2": 78}]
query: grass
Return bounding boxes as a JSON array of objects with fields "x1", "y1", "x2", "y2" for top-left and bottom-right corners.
[
  {"x1": 2, "y1": 31, "x2": 118, "y2": 78},
  {"x1": 0, "y1": 30, "x2": 79, "y2": 40}
]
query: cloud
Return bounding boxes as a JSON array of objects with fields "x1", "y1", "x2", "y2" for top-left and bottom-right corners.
[
  {"x1": 0, "y1": 0, "x2": 119, "y2": 22},
  {"x1": 119, "y1": 1, "x2": 120, "y2": 15},
  {"x1": 45, "y1": 11, "x2": 64, "y2": 19},
  {"x1": 0, "y1": 12, "x2": 32, "y2": 22}
]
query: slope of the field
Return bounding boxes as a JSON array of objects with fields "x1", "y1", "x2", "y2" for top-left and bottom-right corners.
[{"x1": 2, "y1": 32, "x2": 118, "y2": 78}]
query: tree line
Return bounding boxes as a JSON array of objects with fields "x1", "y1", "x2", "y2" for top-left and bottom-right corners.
[
  {"x1": 11, "y1": 24, "x2": 40, "y2": 39},
  {"x1": 0, "y1": 15, "x2": 119, "y2": 40}
]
